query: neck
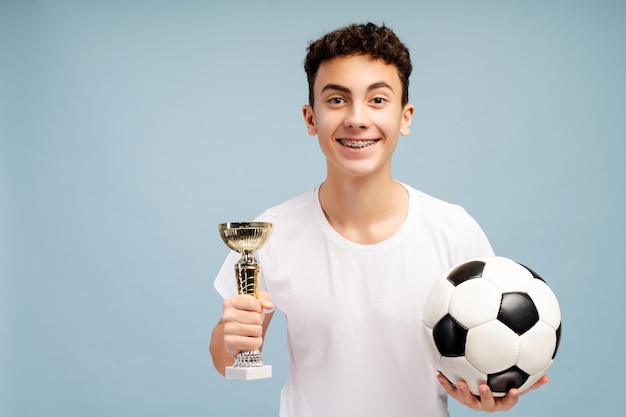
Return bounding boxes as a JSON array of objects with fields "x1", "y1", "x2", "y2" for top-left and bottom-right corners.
[{"x1": 318, "y1": 175, "x2": 408, "y2": 244}]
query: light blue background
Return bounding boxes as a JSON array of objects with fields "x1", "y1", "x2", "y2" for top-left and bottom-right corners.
[{"x1": 2, "y1": 1, "x2": 624, "y2": 416}]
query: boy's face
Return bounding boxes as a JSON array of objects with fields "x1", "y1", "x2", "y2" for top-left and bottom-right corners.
[{"x1": 302, "y1": 55, "x2": 414, "y2": 180}]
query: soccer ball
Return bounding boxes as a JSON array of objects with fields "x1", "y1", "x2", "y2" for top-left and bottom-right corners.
[{"x1": 422, "y1": 256, "x2": 562, "y2": 397}]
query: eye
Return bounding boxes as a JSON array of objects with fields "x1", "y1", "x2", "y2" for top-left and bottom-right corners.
[
  {"x1": 328, "y1": 97, "x2": 345, "y2": 105},
  {"x1": 371, "y1": 97, "x2": 387, "y2": 106}
]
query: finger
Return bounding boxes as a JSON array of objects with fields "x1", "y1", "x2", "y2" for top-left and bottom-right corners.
[
  {"x1": 522, "y1": 374, "x2": 549, "y2": 394},
  {"x1": 222, "y1": 298, "x2": 265, "y2": 329},
  {"x1": 437, "y1": 376, "x2": 475, "y2": 408},
  {"x1": 223, "y1": 308, "x2": 265, "y2": 329},
  {"x1": 477, "y1": 383, "x2": 497, "y2": 412},
  {"x1": 494, "y1": 387, "x2": 520, "y2": 412},
  {"x1": 225, "y1": 295, "x2": 263, "y2": 313},
  {"x1": 436, "y1": 374, "x2": 457, "y2": 396},
  {"x1": 456, "y1": 381, "x2": 481, "y2": 411},
  {"x1": 223, "y1": 320, "x2": 264, "y2": 338},
  {"x1": 222, "y1": 319, "x2": 264, "y2": 356},
  {"x1": 223, "y1": 332, "x2": 263, "y2": 355},
  {"x1": 437, "y1": 375, "x2": 471, "y2": 408},
  {"x1": 257, "y1": 291, "x2": 274, "y2": 311}
]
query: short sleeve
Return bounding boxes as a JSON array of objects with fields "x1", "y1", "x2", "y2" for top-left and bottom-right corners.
[
  {"x1": 213, "y1": 250, "x2": 241, "y2": 299},
  {"x1": 458, "y1": 208, "x2": 495, "y2": 262}
]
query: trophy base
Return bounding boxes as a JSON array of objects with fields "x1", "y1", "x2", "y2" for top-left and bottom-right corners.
[{"x1": 225, "y1": 365, "x2": 272, "y2": 380}]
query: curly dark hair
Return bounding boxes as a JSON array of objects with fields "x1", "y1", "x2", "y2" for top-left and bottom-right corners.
[{"x1": 304, "y1": 22, "x2": 412, "y2": 107}]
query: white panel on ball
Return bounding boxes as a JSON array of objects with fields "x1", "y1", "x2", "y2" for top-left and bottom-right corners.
[
  {"x1": 465, "y1": 321, "x2": 519, "y2": 374},
  {"x1": 517, "y1": 322, "x2": 557, "y2": 374},
  {"x1": 421, "y1": 325, "x2": 442, "y2": 367},
  {"x1": 482, "y1": 257, "x2": 533, "y2": 293},
  {"x1": 527, "y1": 279, "x2": 561, "y2": 329},
  {"x1": 448, "y1": 278, "x2": 501, "y2": 329},
  {"x1": 422, "y1": 279, "x2": 454, "y2": 328},
  {"x1": 439, "y1": 356, "x2": 487, "y2": 396}
]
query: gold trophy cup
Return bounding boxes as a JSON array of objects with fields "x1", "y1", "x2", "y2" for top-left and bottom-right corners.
[{"x1": 218, "y1": 222, "x2": 273, "y2": 380}]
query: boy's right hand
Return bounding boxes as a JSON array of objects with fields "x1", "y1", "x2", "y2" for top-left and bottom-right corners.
[{"x1": 221, "y1": 291, "x2": 273, "y2": 357}]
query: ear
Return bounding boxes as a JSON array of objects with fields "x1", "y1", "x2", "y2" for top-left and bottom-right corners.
[
  {"x1": 302, "y1": 104, "x2": 317, "y2": 136},
  {"x1": 399, "y1": 104, "x2": 414, "y2": 136}
]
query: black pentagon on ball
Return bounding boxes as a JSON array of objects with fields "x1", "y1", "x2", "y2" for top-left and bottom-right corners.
[
  {"x1": 433, "y1": 314, "x2": 468, "y2": 357},
  {"x1": 553, "y1": 324, "x2": 562, "y2": 359},
  {"x1": 497, "y1": 292, "x2": 539, "y2": 335},
  {"x1": 487, "y1": 365, "x2": 530, "y2": 393},
  {"x1": 447, "y1": 260, "x2": 486, "y2": 286}
]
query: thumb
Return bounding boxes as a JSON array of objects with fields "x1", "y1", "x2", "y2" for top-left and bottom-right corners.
[{"x1": 257, "y1": 291, "x2": 274, "y2": 312}]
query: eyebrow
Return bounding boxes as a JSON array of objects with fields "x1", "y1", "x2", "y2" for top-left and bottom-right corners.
[{"x1": 321, "y1": 82, "x2": 394, "y2": 94}]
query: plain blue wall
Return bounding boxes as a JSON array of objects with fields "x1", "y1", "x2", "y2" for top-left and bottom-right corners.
[{"x1": 2, "y1": 0, "x2": 625, "y2": 416}]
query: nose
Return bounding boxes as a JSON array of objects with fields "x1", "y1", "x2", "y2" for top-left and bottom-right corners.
[{"x1": 344, "y1": 104, "x2": 370, "y2": 129}]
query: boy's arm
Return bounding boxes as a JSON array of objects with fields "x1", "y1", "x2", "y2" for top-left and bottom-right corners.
[
  {"x1": 209, "y1": 320, "x2": 235, "y2": 376},
  {"x1": 209, "y1": 292, "x2": 274, "y2": 376}
]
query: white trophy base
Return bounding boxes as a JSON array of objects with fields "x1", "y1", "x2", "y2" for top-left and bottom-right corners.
[{"x1": 225, "y1": 365, "x2": 272, "y2": 380}]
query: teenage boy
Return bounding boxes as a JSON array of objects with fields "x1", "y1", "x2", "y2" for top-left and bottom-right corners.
[{"x1": 210, "y1": 22, "x2": 547, "y2": 416}]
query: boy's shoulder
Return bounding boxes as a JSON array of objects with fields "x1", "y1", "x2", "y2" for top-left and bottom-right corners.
[
  {"x1": 254, "y1": 186, "x2": 318, "y2": 222},
  {"x1": 403, "y1": 183, "x2": 477, "y2": 224},
  {"x1": 404, "y1": 183, "x2": 463, "y2": 209}
]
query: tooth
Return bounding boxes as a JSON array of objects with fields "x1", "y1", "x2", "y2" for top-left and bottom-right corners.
[{"x1": 340, "y1": 139, "x2": 374, "y2": 148}]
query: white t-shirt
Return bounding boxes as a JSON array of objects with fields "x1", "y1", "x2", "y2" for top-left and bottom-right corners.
[{"x1": 214, "y1": 183, "x2": 494, "y2": 417}]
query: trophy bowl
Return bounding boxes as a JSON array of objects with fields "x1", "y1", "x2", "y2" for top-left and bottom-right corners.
[{"x1": 218, "y1": 222, "x2": 273, "y2": 254}]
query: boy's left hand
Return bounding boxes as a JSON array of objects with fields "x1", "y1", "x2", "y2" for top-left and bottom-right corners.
[{"x1": 437, "y1": 374, "x2": 549, "y2": 412}]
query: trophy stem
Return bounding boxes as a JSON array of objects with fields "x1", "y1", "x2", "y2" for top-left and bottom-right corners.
[{"x1": 235, "y1": 254, "x2": 260, "y2": 297}]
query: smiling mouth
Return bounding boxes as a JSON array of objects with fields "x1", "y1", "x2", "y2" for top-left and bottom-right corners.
[{"x1": 337, "y1": 139, "x2": 378, "y2": 149}]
